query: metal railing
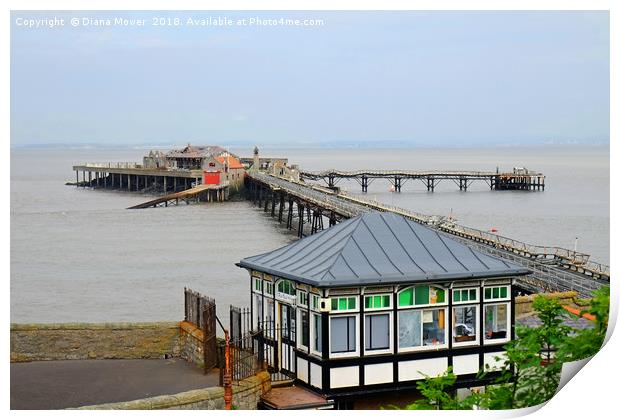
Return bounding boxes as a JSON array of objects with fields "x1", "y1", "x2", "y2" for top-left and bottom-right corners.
[{"x1": 249, "y1": 172, "x2": 610, "y2": 289}]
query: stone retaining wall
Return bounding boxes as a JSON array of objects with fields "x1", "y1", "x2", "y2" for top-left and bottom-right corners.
[
  {"x1": 73, "y1": 371, "x2": 271, "y2": 410},
  {"x1": 10, "y1": 322, "x2": 181, "y2": 362},
  {"x1": 515, "y1": 291, "x2": 586, "y2": 316}
]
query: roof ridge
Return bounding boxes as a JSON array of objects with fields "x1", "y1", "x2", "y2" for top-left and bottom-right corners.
[
  {"x1": 465, "y1": 243, "x2": 492, "y2": 270},
  {"x1": 359, "y1": 214, "x2": 404, "y2": 275},
  {"x1": 378, "y1": 213, "x2": 426, "y2": 273},
  {"x1": 434, "y1": 231, "x2": 470, "y2": 271},
  {"x1": 258, "y1": 217, "x2": 355, "y2": 265},
  {"x1": 321, "y1": 217, "x2": 365, "y2": 280},
  {"x1": 403, "y1": 218, "x2": 448, "y2": 272},
  {"x1": 276, "y1": 218, "x2": 359, "y2": 270}
]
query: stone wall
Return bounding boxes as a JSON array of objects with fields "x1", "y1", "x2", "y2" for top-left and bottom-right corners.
[
  {"x1": 10, "y1": 322, "x2": 181, "y2": 362},
  {"x1": 73, "y1": 371, "x2": 271, "y2": 410},
  {"x1": 515, "y1": 291, "x2": 586, "y2": 316},
  {"x1": 179, "y1": 321, "x2": 204, "y2": 367}
]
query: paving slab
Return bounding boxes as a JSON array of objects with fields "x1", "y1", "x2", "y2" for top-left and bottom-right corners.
[{"x1": 11, "y1": 358, "x2": 220, "y2": 410}]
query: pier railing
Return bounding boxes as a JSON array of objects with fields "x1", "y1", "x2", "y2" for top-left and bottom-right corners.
[
  {"x1": 250, "y1": 172, "x2": 609, "y2": 283},
  {"x1": 84, "y1": 162, "x2": 142, "y2": 169}
]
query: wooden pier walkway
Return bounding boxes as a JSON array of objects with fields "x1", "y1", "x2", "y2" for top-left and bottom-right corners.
[
  {"x1": 300, "y1": 168, "x2": 545, "y2": 192},
  {"x1": 247, "y1": 172, "x2": 607, "y2": 297},
  {"x1": 127, "y1": 184, "x2": 227, "y2": 209}
]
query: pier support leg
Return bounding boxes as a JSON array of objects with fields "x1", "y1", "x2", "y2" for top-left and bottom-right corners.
[
  {"x1": 361, "y1": 176, "x2": 368, "y2": 193},
  {"x1": 75, "y1": 171, "x2": 79, "y2": 187},
  {"x1": 287, "y1": 200, "x2": 293, "y2": 229},
  {"x1": 271, "y1": 192, "x2": 276, "y2": 216},
  {"x1": 164, "y1": 177, "x2": 167, "y2": 193},
  {"x1": 278, "y1": 192, "x2": 285, "y2": 223},
  {"x1": 174, "y1": 177, "x2": 177, "y2": 192},
  {"x1": 297, "y1": 204, "x2": 305, "y2": 238},
  {"x1": 128, "y1": 174, "x2": 131, "y2": 191},
  {"x1": 104, "y1": 173, "x2": 107, "y2": 189}
]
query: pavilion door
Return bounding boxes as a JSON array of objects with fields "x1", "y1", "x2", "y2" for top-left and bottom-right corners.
[{"x1": 278, "y1": 302, "x2": 296, "y2": 376}]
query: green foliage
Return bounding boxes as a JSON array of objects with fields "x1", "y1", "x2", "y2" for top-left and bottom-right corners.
[{"x1": 558, "y1": 286, "x2": 610, "y2": 362}]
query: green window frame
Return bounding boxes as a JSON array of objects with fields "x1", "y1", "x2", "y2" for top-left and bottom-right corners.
[
  {"x1": 453, "y1": 288, "x2": 477, "y2": 303},
  {"x1": 331, "y1": 296, "x2": 357, "y2": 312},
  {"x1": 277, "y1": 279, "x2": 295, "y2": 296},
  {"x1": 311, "y1": 295, "x2": 321, "y2": 311},
  {"x1": 253, "y1": 277, "x2": 262, "y2": 292},
  {"x1": 297, "y1": 291, "x2": 309, "y2": 307},
  {"x1": 364, "y1": 294, "x2": 391, "y2": 310},
  {"x1": 484, "y1": 286, "x2": 509, "y2": 301},
  {"x1": 264, "y1": 282, "x2": 274, "y2": 296},
  {"x1": 398, "y1": 285, "x2": 446, "y2": 307}
]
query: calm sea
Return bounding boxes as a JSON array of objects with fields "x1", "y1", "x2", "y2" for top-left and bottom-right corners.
[{"x1": 10, "y1": 146, "x2": 609, "y2": 323}]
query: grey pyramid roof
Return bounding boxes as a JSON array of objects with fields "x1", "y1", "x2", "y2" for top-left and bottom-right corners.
[{"x1": 237, "y1": 212, "x2": 531, "y2": 287}]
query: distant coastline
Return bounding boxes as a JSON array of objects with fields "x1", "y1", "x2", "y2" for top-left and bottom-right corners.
[{"x1": 10, "y1": 139, "x2": 611, "y2": 151}]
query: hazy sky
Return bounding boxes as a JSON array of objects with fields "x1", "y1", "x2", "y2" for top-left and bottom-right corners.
[{"x1": 10, "y1": 11, "x2": 609, "y2": 147}]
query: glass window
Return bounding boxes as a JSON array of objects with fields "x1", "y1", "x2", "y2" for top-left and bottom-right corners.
[
  {"x1": 364, "y1": 295, "x2": 391, "y2": 310},
  {"x1": 297, "y1": 291, "x2": 309, "y2": 307},
  {"x1": 254, "y1": 294, "x2": 263, "y2": 327},
  {"x1": 365, "y1": 313, "x2": 390, "y2": 351},
  {"x1": 453, "y1": 306, "x2": 477, "y2": 343},
  {"x1": 312, "y1": 313, "x2": 322, "y2": 354},
  {"x1": 484, "y1": 303, "x2": 508, "y2": 340},
  {"x1": 398, "y1": 285, "x2": 445, "y2": 307},
  {"x1": 311, "y1": 295, "x2": 321, "y2": 311},
  {"x1": 300, "y1": 310, "x2": 309, "y2": 348},
  {"x1": 330, "y1": 316, "x2": 356, "y2": 353},
  {"x1": 264, "y1": 282, "x2": 274, "y2": 296},
  {"x1": 453, "y1": 288, "x2": 477, "y2": 303},
  {"x1": 330, "y1": 296, "x2": 357, "y2": 312},
  {"x1": 253, "y1": 277, "x2": 262, "y2": 292},
  {"x1": 399, "y1": 288, "x2": 414, "y2": 307},
  {"x1": 484, "y1": 286, "x2": 509, "y2": 301},
  {"x1": 277, "y1": 280, "x2": 295, "y2": 296},
  {"x1": 398, "y1": 308, "x2": 446, "y2": 349}
]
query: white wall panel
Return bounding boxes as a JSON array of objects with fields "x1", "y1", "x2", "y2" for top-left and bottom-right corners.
[
  {"x1": 330, "y1": 366, "x2": 359, "y2": 389},
  {"x1": 364, "y1": 362, "x2": 393, "y2": 385},
  {"x1": 297, "y1": 357, "x2": 309, "y2": 383},
  {"x1": 399, "y1": 357, "x2": 448, "y2": 381},
  {"x1": 453, "y1": 354, "x2": 480, "y2": 375},
  {"x1": 310, "y1": 362, "x2": 322, "y2": 389}
]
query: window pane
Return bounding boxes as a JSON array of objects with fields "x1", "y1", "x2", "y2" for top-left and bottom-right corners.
[
  {"x1": 485, "y1": 288, "x2": 491, "y2": 300},
  {"x1": 485, "y1": 304, "x2": 508, "y2": 339},
  {"x1": 453, "y1": 291, "x2": 461, "y2": 302},
  {"x1": 339, "y1": 298, "x2": 347, "y2": 310},
  {"x1": 492, "y1": 288, "x2": 500, "y2": 299},
  {"x1": 365, "y1": 314, "x2": 390, "y2": 350},
  {"x1": 301, "y1": 310, "x2": 309, "y2": 348},
  {"x1": 470, "y1": 289, "x2": 477, "y2": 300},
  {"x1": 382, "y1": 295, "x2": 390, "y2": 307},
  {"x1": 398, "y1": 310, "x2": 421, "y2": 348},
  {"x1": 331, "y1": 298, "x2": 338, "y2": 311},
  {"x1": 415, "y1": 286, "x2": 430, "y2": 305},
  {"x1": 373, "y1": 296, "x2": 382, "y2": 308},
  {"x1": 422, "y1": 309, "x2": 445, "y2": 346},
  {"x1": 348, "y1": 317, "x2": 356, "y2": 351},
  {"x1": 453, "y1": 306, "x2": 476, "y2": 343},
  {"x1": 365, "y1": 296, "x2": 372, "y2": 308},
  {"x1": 348, "y1": 297, "x2": 356, "y2": 310},
  {"x1": 500, "y1": 287, "x2": 508, "y2": 299},
  {"x1": 399, "y1": 289, "x2": 413, "y2": 307},
  {"x1": 435, "y1": 288, "x2": 445, "y2": 303},
  {"x1": 314, "y1": 314, "x2": 322, "y2": 351},
  {"x1": 331, "y1": 316, "x2": 355, "y2": 353},
  {"x1": 461, "y1": 290, "x2": 468, "y2": 301}
]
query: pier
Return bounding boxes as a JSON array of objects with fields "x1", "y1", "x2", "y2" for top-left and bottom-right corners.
[
  {"x1": 245, "y1": 172, "x2": 607, "y2": 298},
  {"x1": 127, "y1": 183, "x2": 229, "y2": 209},
  {"x1": 300, "y1": 168, "x2": 545, "y2": 192},
  {"x1": 72, "y1": 163, "x2": 206, "y2": 194}
]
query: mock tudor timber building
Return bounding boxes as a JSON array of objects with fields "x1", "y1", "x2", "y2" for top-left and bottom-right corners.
[{"x1": 237, "y1": 212, "x2": 531, "y2": 404}]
